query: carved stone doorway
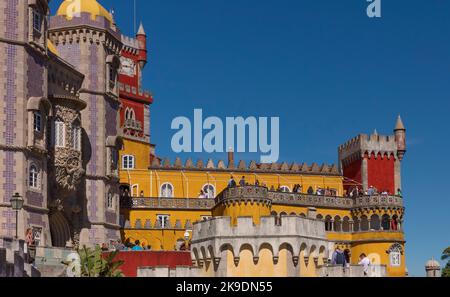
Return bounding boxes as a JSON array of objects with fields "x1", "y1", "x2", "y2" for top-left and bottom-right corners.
[{"x1": 49, "y1": 211, "x2": 72, "y2": 248}]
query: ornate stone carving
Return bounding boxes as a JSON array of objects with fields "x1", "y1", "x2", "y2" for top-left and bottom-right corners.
[{"x1": 54, "y1": 148, "x2": 85, "y2": 193}]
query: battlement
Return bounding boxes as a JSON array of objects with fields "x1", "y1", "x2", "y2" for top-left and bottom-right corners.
[
  {"x1": 339, "y1": 133, "x2": 398, "y2": 162},
  {"x1": 121, "y1": 35, "x2": 140, "y2": 53},
  {"x1": 192, "y1": 215, "x2": 326, "y2": 244},
  {"x1": 149, "y1": 158, "x2": 340, "y2": 175}
]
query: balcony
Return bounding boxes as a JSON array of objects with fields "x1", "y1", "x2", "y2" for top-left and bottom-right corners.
[
  {"x1": 123, "y1": 119, "x2": 142, "y2": 131},
  {"x1": 121, "y1": 197, "x2": 216, "y2": 210},
  {"x1": 121, "y1": 186, "x2": 403, "y2": 211}
]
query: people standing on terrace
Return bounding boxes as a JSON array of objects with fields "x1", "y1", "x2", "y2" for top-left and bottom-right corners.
[
  {"x1": 239, "y1": 176, "x2": 246, "y2": 187},
  {"x1": 198, "y1": 190, "x2": 206, "y2": 199},
  {"x1": 228, "y1": 176, "x2": 237, "y2": 188}
]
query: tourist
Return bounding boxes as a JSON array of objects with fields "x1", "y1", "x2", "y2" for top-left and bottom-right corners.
[
  {"x1": 358, "y1": 253, "x2": 371, "y2": 276},
  {"x1": 140, "y1": 190, "x2": 144, "y2": 197},
  {"x1": 101, "y1": 243, "x2": 109, "y2": 251},
  {"x1": 132, "y1": 240, "x2": 144, "y2": 251},
  {"x1": 270, "y1": 185, "x2": 275, "y2": 191},
  {"x1": 307, "y1": 186, "x2": 314, "y2": 195},
  {"x1": 344, "y1": 249, "x2": 351, "y2": 268},
  {"x1": 198, "y1": 190, "x2": 206, "y2": 199},
  {"x1": 368, "y1": 186, "x2": 375, "y2": 196},
  {"x1": 25, "y1": 228, "x2": 35, "y2": 247},
  {"x1": 255, "y1": 180, "x2": 260, "y2": 186},
  {"x1": 331, "y1": 247, "x2": 346, "y2": 267},
  {"x1": 25, "y1": 228, "x2": 35, "y2": 264},
  {"x1": 239, "y1": 176, "x2": 246, "y2": 187},
  {"x1": 228, "y1": 176, "x2": 237, "y2": 188},
  {"x1": 114, "y1": 239, "x2": 125, "y2": 251},
  {"x1": 397, "y1": 188, "x2": 403, "y2": 197}
]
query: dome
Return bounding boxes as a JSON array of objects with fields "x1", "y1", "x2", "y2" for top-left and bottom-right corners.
[
  {"x1": 425, "y1": 258, "x2": 440, "y2": 268},
  {"x1": 56, "y1": 0, "x2": 113, "y2": 23}
]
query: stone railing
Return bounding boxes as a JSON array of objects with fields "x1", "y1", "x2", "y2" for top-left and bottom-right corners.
[
  {"x1": 126, "y1": 197, "x2": 215, "y2": 210},
  {"x1": 353, "y1": 195, "x2": 403, "y2": 208},
  {"x1": 123, "y1": 187, "x2": 403, "y2": 210},
  {"x1": 123, "y1": 119, "x2": 142, "y2": 131},
  {"x1": 269, "y1": 192, "x2": 354, "y2": 209}
]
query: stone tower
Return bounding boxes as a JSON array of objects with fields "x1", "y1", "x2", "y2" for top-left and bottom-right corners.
[
  {"x1": 48, "y1": 0, "x2": 123, "y2": 246},
  {"x1": 0, "y1": 0, "x2": 52, "y2": 245},
  {"x1": 425, "y1": 258, "x2": 441, "y2": 277},
  {"x1": 338, "y1": 116, "x2": 407, "y2": 194}
]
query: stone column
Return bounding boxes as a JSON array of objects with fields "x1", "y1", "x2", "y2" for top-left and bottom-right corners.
[
  {"x1": 394, "y1": 159, "x2": 402, "y2": 192},
  {"x1": 362, "y1": 158, "x2": 368, "y2": 191}
]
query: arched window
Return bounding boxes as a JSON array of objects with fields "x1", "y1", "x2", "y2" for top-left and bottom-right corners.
[
  {"x1": 381, "y1": 214, "x2": 390, "y2": 230},
  {"x1": 54, "y1": 120, "x2": 65, "y2": 147},
  {"x1": 107, "y1": 192, "x2": 114, "y2": 209},
  {"x1": 360, "y1": 216, "x2": 369, "y2": 231},
  {"x1": 71, "y1": 124, "x2": 81, "y2": 151},
  {"x1": 352, "y1": 216, "x2": 360, "y2": 232},
  {"x1": 202, "y1": 184, "x2": 215, "y2": 198},
  {"x1": 333, "y1": 216, "x2": 342, "y2": 232},
  {"x1": 325, "y1": 215, "x2": 333, "y2": 231},
  {"x1": 279, "y1": 186, "x2": 291, "y2": 193},
  {"x1": 387, "y1": 243, "x2": 403, "y2": 267},
  {"x1": 122, "y1": 155, "x2": 135, "y2": 169},
  {"x1": 29, "y1": 164, "x2": 39, "y2": 189},
  {"x1": 33, "y1": 111, "x2": 42, "y2": 132},
  {"x1": 160, "y1": 183, "x2": 174, "y2": 198},
  {"x1": 370, "y1": 214, "x2": 381, "y2": 230},
  {"x1": 342, "y1": 217, "x2": 350, "y2": 232},
  {"x1": 125, "y1": 108, "x2": 136, "y2": 120}
]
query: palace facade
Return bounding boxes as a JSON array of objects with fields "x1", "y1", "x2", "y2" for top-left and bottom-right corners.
[{"x1": 1, "y1": 0, "x2": 408, "y2": 277}]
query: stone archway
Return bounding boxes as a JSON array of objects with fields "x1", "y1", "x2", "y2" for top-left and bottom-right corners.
[{"x1": 49, "y1": 211, "x2": 72, "y2": 248}]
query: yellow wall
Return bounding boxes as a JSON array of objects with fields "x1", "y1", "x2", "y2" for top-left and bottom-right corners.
[
  {"x1": 120, "y1": 169, "x2": 344, "y2": 198},
  {"x1": 119, "y1": 138, "x2": 151, "y2": 171},
  {"x1": 213, "y1": 201, "x2": 271, "y2": 225},
  {"x1": 119, "y1": 167, "x2": 405, "y2": 277}
]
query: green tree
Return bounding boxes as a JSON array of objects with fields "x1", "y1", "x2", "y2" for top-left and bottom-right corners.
[
  {"x1": 79, "y1": 245, "x2": 124, "y2": 277},
  {"x1": 442, "y1": 247, "x2": 450, "y2": 277}
]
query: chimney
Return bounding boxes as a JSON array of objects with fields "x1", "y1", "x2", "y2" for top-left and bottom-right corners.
[{"x1": 227, "y1": 147, "x2": 234, "y2": 169}]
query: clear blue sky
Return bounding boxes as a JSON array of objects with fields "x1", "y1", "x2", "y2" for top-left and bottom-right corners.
[{"x1": 51, "y1": 0, "x2": 450, "y2": 276}]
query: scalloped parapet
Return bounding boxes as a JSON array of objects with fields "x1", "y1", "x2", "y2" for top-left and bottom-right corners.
[{"x1": 148, "y1": 158, "x2": 340, "y2": 175}]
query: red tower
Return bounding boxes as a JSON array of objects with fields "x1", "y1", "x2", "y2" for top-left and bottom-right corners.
[
  {"x1": 338, "y1": 116, "x2": 407, "y2": 195},
  {"x1": 119, "y1": 22, "x2": 155, "y2": 164}
]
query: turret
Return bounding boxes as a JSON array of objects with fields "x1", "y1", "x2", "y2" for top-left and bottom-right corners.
[
  {"x1": 338, "y1": 116, "x2": 407, "y2": 194},
  {"x1": 136, "y1": 22, "x2": 148, "y2": 69},
  {"x1": 425, "y1": 258, "x2": 441, "y2": 277},
  {"x1": 394, "y1": 115, "x2": 406, "y2": 161}
]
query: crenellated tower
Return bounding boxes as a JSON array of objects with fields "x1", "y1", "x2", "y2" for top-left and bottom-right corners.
[
  {"x1": 48, "y1": 0, "x2": 124, "y2": 246},
  {"x1": 338, "y1": 116, "x2": 407, "y2": 194},
  {"x1": 0, "y1": 0, "x2": 52, "y2": 244},
  {"x1": 118, "y1": 21, "x2": 154, "y2": 198}
]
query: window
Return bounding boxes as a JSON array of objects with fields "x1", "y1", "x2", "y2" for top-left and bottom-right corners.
[
  {"x1": 280, "y1": 186, "x2": 291, "y2": 193},
  {"x1": 160, "y1": 183, "x2": 174, "y2": 198},
  {"x1": 107, "y1": 192, "x2": 114, "y2": 209},
  {"x1": 388, "y1": 243, "x2": 403, "y2": 267},
  {"x1": 33, "y1": 9, "x2": 41, "y2": 32},
  {"x1": 125, "y1": 108, "x2": 136, "y2": 120},
  {"x1": 33, "y1": 112, "x2": 42, "y2": 132},
  {"x1": 131, "y1": 184, "x2": 139, "y2": 197},
  {"x1": 29, "y1": 164, "x2": 39, "y2": 189},
  {"x1": 54, "y1": 121, "x2": 65, "y2": 147},
  {"x1": 109, "y1": 66, "x2": 115, "y2": 83},
  {"x1": 157, "y1": 215, "x2": 170, "y2": 228},
  {"x1": 122, "y1": 155, "x2": 135, "y2": 169},
  {"x1": 71, "y1": 125, "x2": 81, "y2": 151},
  {"x1": 202, "y1": 184, "x2": 215, "y2": 198}
]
